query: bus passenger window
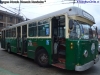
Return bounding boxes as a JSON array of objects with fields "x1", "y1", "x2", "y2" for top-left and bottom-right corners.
[
  {"x1": 12, "y1": 28, "x2": 16, "y2": 37},
  {"x1": 6, "y1": 30, "x2": 8, "y2": 37},
  {"x1": 8, "y1": 29, "x2": 12, "y2": 37},
  {"x1": 38, "y1": 19, "x2": 50, "y2": 36},
  {"x1": 29, "y1": 22, "x2": 37, "y2": 37}
]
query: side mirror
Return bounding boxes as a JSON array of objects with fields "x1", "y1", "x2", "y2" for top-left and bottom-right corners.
[
  {"x1": 89, "y1": 28, "x2": 93, "y2": 38},
  {"x1": 69, "y1": 20, "x2": 74, "y2": 30},
  {"x1": 96, "y1": 26, "x2": 98, "y2": 37},
  {"x1": 96, "y1": 26, "x2": 97, "y2": 32}
]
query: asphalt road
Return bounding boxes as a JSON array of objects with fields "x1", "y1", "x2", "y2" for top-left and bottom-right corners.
[{"x1": 0, "y1": 47, "x2": 100, "y2": 75}]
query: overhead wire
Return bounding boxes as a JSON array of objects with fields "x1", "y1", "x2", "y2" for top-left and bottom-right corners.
[
  {"x1": 3, "y1": 1, "x2": 74, "y2": 15},
  {"x1": 17, "y1": 1, "x2": 77, "y2": 18},
  {"x1": 2, "y1": 0, "x2": 98, "y2": 20},
  {"x1": 19, "y1": 1, "x2": 75, "y2": 10},
  {"x1": 19, "y1": 1, "x2": 75, "y2": 19},
  {"x1": 16, "y1": 1, "x2": 63, "y2": 9},
  {"x1": 0, "y1": 0, "x2": 75, "y2": 12},
  {"x1": 0, "y1": 4, "x2": 28, "y2": 20},
  {"x1": 0, "y1": 5, "x2": 17, "y2": 14},
  {"x1": 15, "y1": 0, "x2": 74, "y2": 9},
  {"x1": 0, "y1": 0, "x2": 64, "y2": 15}
]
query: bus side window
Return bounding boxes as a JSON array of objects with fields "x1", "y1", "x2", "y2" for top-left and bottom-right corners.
[
  {"x1": 38, "y1": 19, "x2": 50, "y2": 36},
  {"x1": 8, "y1": 29, "x2": 12, "y2": 37},
  {"x1": 12, "y1": 28, "x2": 16, "y2": 37},
  {"x1": 29, "y1": 22, "x2": 37, "y2": 37},
  {"x1": 6, "y1": 30, "x2": 8, "y2": 37}
]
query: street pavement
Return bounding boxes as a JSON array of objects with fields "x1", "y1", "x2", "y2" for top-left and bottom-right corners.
[
  {"x1": 0, "y1": 44, "x2": 19, "y2": 75},
  {"x1": 0, "y1": 45, "x2": 100, "y2": 75}
]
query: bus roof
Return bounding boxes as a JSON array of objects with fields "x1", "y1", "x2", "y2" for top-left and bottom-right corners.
[{"x1": 2, "y1": 6, "x2": 95, "y2": 30}]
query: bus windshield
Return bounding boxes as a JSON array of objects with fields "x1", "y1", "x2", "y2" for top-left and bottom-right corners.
[
  {"x1": 91, "y1": 26, "x2": 98, "y2": 39},
  {"x1": 69, "y1": 20, "x2": 81, "y2": 39},
  {"x1": 80, "y1": 23, "x2": 90, "y2": 39},
  {"x1": 79, "y1": 22, "x2": 97, "y2": 39},
  {"x1": 69, "y1": 20, "x2": 97, "y2": 40}
]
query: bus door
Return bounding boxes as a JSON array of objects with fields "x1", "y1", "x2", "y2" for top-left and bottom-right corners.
[
  {"x1": 51, "y1": 15, "x2": 66, "y2": 68},
  {"x1": 1, "y1": 30, "x2": 5, "y2": 48},
  {"x1": 1, "y1": 31, "x2": 3, "y2": 48},
  {"x1": 22, "y1": 25, "x2": 27, "y2": 56},
  {"x1": 17, "y1": 27, "x2": 21, "y2": 53},
  {"x1": 4, "y1": 30, "x2": 5, "y2": 48}
]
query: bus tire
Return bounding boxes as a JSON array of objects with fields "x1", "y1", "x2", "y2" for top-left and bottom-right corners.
[
  {"x1": 36, "y1": 49, "x2": 49, "y2": 67},
  {"x1": 7, "y1": 44, "x2": 11, "y2": 53}
]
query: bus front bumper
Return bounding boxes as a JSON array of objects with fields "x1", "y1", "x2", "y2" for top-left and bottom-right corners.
[
  {"x1": 75, "y1": 57, "x2": 99, "y2": 71},
  {"x1": 94, "y1": 56, "x2": 99, "y2": 64}
]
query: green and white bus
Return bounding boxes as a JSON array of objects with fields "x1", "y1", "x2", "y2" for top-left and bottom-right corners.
[{"x1": 1, "y1": 6, "x2": 99, "y2": 71}]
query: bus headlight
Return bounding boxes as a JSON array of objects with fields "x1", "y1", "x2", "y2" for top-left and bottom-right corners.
[{"x1": 84, "y1": 50, "x2": 88, "y2": 57}]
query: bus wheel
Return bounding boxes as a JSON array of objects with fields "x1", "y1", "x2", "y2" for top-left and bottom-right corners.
[
  {"x1": 7, "y1": 46, "x2": 11, "y2": 53},
  {"x1": 36, "y1": 49, "x2": 49, "y2": 67}
]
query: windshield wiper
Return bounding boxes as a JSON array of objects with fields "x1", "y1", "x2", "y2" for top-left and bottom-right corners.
[{"x1": 75, "y1": 21, "x2": 83, "y2": 39}]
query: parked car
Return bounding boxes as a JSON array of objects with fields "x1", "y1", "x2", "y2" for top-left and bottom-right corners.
[{"x1": 98, "y1": 44, "x2": 100, "y2": 54}]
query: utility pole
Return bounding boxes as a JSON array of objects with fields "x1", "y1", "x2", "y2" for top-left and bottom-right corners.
[
  {"x1": 18, "y1": 0, "x2": 21, "y2": 15},
  {"x1": 73, "y1": 0, "x2": 75, "y2": 5}
]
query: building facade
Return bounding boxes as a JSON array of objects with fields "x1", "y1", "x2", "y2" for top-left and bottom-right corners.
[{"x1": 0, "y1": 10, "x2": 24, "y2": 35}]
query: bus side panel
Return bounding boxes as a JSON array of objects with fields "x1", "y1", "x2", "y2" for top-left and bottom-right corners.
[
  {"x1": 27, "y1": 38, "x2": 37, "y2": 59},
  {"x1": 10, "y1": 38, "x2": 17, "y2": 53},
  {"x1": 91, "y1": 40, "x2": 98, "y2": 61},
  {"x1": 65, "y1": 39, "x2": 78, "y2": 70},
  {"x1": 37, "y1": 38, "x2": 52, "y2": 64},
  {"x1": 5, "y1": 38, "x2": 10, "y2": 49},
  {"x1": 79, "y1": 40, "x2": 92, "y2": 65},
  {"x1": 78, "y1": 40, "x2": 98, "y2": 65},
  {"x1": 27, "y1": 38, "x2": 52, "y2": 64},
  {"x1": 5, "y1": 38, "x2": 8, "y2": 50}
]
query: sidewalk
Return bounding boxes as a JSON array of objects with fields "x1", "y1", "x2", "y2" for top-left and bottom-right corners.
[
  {"x1": 0, "y1": 68, "x2": 19, "y2": 75},
  {"x1": 0, "y1": 43, "x2": 19, "y2": 75}
]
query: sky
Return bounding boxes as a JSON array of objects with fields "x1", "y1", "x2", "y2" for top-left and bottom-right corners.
[{"x1": 0, "y1": 0, "x2": 100, "y2": 28}]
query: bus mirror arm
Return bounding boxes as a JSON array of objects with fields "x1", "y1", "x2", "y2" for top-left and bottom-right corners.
[
  {"x1": 69, "y1": 19, "x2": 74, "y2": 30},
  {"x1": 96, "y1": 26, "x2": 98, "y2": 38}
]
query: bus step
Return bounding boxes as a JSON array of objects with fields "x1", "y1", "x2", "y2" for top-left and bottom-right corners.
[
  {"x1": 24, "y1": 52, "x2": 27, "y2": 55},
  {"x1": 58, "y1": 58, "x2": 65, "y2": 64},
  {"x1": 52, "y1": 63, "x2": 65, "y2": 69},
  {"x1": 22, "y1": 54, "x2": 27, "y2": 57},
  {"x1": 17, "y1": 52, "x2": 21, "y2": 55}
]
